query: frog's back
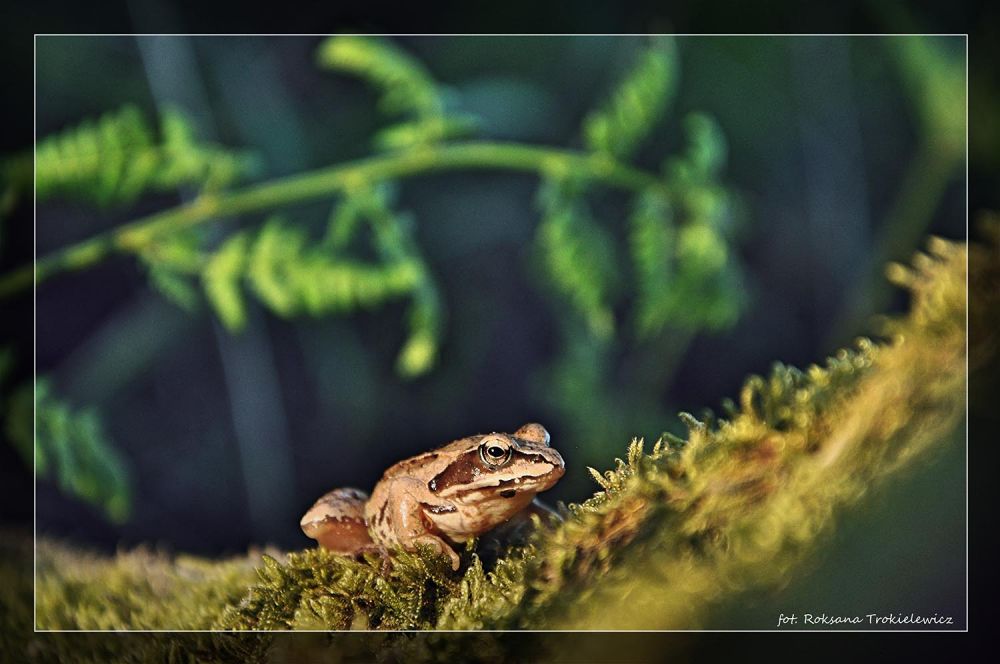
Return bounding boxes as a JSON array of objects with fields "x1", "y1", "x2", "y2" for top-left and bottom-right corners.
[{"x1": 378, "y1": 437, "x2": 474, "y2": 481}]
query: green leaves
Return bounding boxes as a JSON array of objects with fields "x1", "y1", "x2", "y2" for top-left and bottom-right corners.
[
  {"x1": 888, "y1": 36, "x2": 965, "y2": 156},
  {"x1": 19, "y1": 37, "x2": 747, "y2": 386},
  {"x1": 191, "y1": 184, "x2": 443, "y2": 378},
  {"x1": 32, "y1": 105, "x2": 258, "y2": 207},
  {"x1": 629, "y1": 113, "x2": 744, "y2": 335},
  {"x1": 202, "y1": 218, "x2": 417, "y2": 320},
  {"x1": 138, "y1": 230, "x2": 205, "y2": 312},
  {"x1": 318, "y1": 36, "x2": 444, "y2": 118},
  {"x1": 6, "y1": 381, "x2": 131, "y2": 523},
  {"x1": 629, "y1": 190, "x2": 676, "y2": 335},
  {"x1": 535, "y1": 178, "x2": 619, "y2": 339},
  {"x1": 318, "y1": 36, "x2": 477, "y2": 151},
  {"x1": 584, "y1": 37, "x2": 678, "y2": 160},
  {"x1": 532, "y1": 39, "x2": 743, "y2": 344},
  {"x1": 202, "y1": 231, "x2": 252, "y2": 330}
]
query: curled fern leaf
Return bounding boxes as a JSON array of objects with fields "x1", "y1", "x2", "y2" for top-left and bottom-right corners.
[
  {"x1": 6, "y1": 380, "x2": 131, "y2": 523},
  {"x1": 317, "y1": 36, "x2": 444, "y2": 117},
  {"x1": 138, "y1": 230, "x2": 206, "y2": 312},
  {"x1": 535, "y1": 178, "x2": 619, "y2": 340},
  {"x1": 317, "y1": 36, "x2": 476, "y2": 152},
  {"x1": 629, "y1": 189, "x2": 676, "y2": 336},
  {"x1": 678, "y1": 113, "x2": 727, "y2": 180},
  {"x1": 197, "y1": 190, "x2": 443, "y2": 378},
  {"x1": 203, "y1": 231, "x2": 251, "y2": 331},
  {"x1": 652, "y1": 222, "x2": 742, "y2": 331},
  {"x1": 33, "y1": 105, "x2": 257, "y2": 207},
  {"x1": 397, "y1": 282, "x2": 443, "y2": 378},
  {"x1": 242, "y1": 217, "x2": 421, "y2": 320},
  {"x1": 342, "y1": 185, "x2": 445, "y2": 378},
  {"x1": 584, "y1": 37, "x2": 678, "y2": 161},
  {"x1": 635, "y1": 112, "x2": 744, "y2": 332}
]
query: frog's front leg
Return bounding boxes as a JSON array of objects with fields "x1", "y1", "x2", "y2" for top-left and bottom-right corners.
[{"x1": 370, "y1": 478, "x2": 462, "y2": 571}]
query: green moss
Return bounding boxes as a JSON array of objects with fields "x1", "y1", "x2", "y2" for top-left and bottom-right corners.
[
  {"x1": 34, "y1": 538, "x2": 263, "y2": 630},
  {"x1": 5, "y1": 233, "x2": 986, "y2": 660}
]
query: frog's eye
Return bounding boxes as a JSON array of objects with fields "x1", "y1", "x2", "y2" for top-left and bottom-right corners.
[{"x1": 479, "y1": 439, "x2": 512, "y2": 466}]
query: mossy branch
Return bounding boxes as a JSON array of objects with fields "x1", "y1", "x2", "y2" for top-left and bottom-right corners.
[{"x1": 17, "y1": 232, "x2": 983, "y2": 643}]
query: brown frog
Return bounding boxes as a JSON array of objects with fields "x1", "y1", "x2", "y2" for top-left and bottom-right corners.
[{"x1": 300, "y1": 423, "x2": 565, "y2": 570}]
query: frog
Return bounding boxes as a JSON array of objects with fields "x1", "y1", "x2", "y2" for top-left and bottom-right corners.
[{"x1": 300, "y1": 423, "x2": 565, "y2": 570}]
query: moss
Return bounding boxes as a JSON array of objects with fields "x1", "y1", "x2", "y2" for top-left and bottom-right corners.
[
  {"x1": 5, "y1": 233, "x2": 988, "y2": 659},
  {"x1": 33, "y1": 538, "x2": 266, "y2": 631}
]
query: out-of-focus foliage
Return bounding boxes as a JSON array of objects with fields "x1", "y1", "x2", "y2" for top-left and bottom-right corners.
[
  {"x1": 534, "y1": 177, "x2": 620, "y2": 339},
  {"x1": 529, "y1": 41, "x2": 744, "y2": 470},
  {"x1": 6, "y1": 35, "x2": 749, "y2": 524},
  {"x1": 635, "y1": 113, "x2": 742, "y2": 333},
  {"x1": 31, "y1": 105, "x2": 258, "y2": 206},
  {"x1": 202, "y1": 218, "x2": 416, "y2": 330},
  {"x1": 6, "y1": 381, "x2": 130, "y2": 523},
  {"x1": 26, "y1": 234, "x2": 976, "y2": 637},
  {"x1": 317, "y1": 36, "x2": 478, "y2": 151},
  {"x1": 194, "y1": 186, "x2": 444, "y2": 377},
  {"x1": 583, "y1": 36, "x2": 677, "y2": 160},
  {"x1": 20, "y1": 35, "x2": 741, "y2": 381},
  {"x1": 889, "y1": 35, "x2": 965, "y2": 156}
]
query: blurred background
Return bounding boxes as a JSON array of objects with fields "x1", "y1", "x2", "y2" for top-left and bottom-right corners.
[{"x1": 0, "y1": 33, "x2": 973, "y2": 627}]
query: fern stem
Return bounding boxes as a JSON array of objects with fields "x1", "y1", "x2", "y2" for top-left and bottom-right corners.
[{"x1": 0, "y1": 141, "x2": 662, "y2": 298}]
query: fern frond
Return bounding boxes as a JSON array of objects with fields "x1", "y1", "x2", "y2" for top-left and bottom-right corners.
[
  {"x1": 317, "y1": 36, "x2": 444, "y2": 118},
  {"x1": 396, "y1": 282, "x2": 443, "y2": 378},
  {"x1": 629, "y1": 189, "x2": 676, "y2": 336},
  {"x1": 33, "y1": 105, "x2": 257, "y2": 207},
  {"x1": 317, "y1": 36, "x2": 478, "y2": 152},
  {"x1": 535, "y1": 178, "x2": 619, "y2": 339},
  {"x1": 627, "y1": 112, "x2": 743, "y2": 332},
  {"x1": 342, "y1": 184, "x2": 444, "y2": 378},
  {"x1": 665, "y1": 113, "x2": 732, "y2": 226},
  {"x1": 203, "y1": 231, "x2": 251, "y2": 331},
  {"x1": 137, "y1": 230, "x2": 206, "y2": 312},
  {"x1": 374, "y1": 114, "x2": 479, "y2": 151},
  {"x1": 240, "y1": 217, "x2": 421, "y2": 323},
  {"x1": 147, "y1": 266, "x2": 201, "y2": 312},
  {"x1": 198, "y1": 191, "x2": 443, "y2": 377},
  {"x1": 6, "y1": 381, "x2": 131, "y2": 523},
  {"x1": 584, "y1": 37, "x2": 678, "y2": 160},
  {"x1": 678, "y1": 113, "x2": 728, "y2": 180},
  {"x1": 887, "y1": 36, "x2": 965, "y2": 154}
]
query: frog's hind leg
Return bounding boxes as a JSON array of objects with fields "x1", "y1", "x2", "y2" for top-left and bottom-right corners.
[{"x1": 300, "y1": 487, "x2": 375, "y2": 556}]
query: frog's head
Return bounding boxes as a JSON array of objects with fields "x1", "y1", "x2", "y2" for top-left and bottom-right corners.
[{"x1": 428, "y1": 423, "x2": 565, "y2": 517}]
